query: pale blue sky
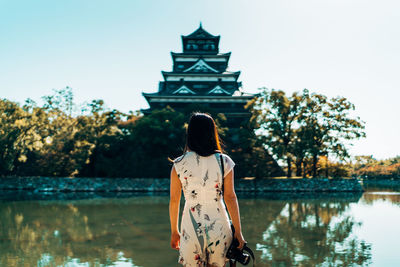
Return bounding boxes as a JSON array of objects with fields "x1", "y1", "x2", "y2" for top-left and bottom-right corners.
[{"x1": 1, "y1": 0, "x2": 399, "y2": 159}]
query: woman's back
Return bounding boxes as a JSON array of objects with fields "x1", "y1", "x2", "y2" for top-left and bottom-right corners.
[
  {"x1": 169, "y1": 112, "x2": 246, "y2": 267},
  {"x1": 173, "y1": 151, "x2": 236, "y2": 266},
  {"x1": 174, "y1": 151, "x2": 235, "y2": 204}
]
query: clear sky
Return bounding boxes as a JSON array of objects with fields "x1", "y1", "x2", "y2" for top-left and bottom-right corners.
[{"x1": 1, "y1": 0, "x2": 399, "y2": 159}]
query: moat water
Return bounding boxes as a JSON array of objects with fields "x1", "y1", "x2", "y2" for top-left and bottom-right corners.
[{"x1": 1, "y1": 188, "x2": 399, "y2": 266}]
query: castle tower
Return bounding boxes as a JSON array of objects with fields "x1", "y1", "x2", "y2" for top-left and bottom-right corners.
[{"x1": 141, "y1": 24, "x2": 258, "y2": 128}]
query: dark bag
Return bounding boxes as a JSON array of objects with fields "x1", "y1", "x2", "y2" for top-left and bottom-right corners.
[{"x1": 220, "y1": 154, "x2": 256, "y2": 267}]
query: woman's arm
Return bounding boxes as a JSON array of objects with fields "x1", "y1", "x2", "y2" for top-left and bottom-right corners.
[
  {"x1": 169, "y1": 165, "x2": 182, "y2": 250},
  {"x1": 223, "y1": 168, "x2": 246, "y2": 249}
]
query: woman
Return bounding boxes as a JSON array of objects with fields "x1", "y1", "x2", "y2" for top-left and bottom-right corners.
[{"x1": 169, "y1": 112, "x2": 246, "y2": 267}]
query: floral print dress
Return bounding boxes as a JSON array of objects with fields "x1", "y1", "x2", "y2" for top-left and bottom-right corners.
[{"x1": 173, "y1": 151, "x2": 236, "y2": 267}]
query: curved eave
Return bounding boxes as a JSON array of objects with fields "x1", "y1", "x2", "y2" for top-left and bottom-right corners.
[
  {"x1": 142, "y1": 92, "x2": 160, "y2": 96},
  {"x1": 181, "y1": 34, "x2": 220, "y2": 40},
  {"x1": 161, "y1": 71, "x2": 240, "y2": 77},
  {"x1": 143, "y1": 91, "x2": 258, "y2": 99},
  {"x1": 222, "y1": 71, "x2": 241, "y2": 76},
  {"x1": 142, "y1": 92, "x2": 160, "y2": 101},
  {"x1": 143, "y1": 95, "x2": 256, "y2": 100},
  {"x1": 181, "y1": 28, "x2": 220, "y2": 40},
  {"x1": 246, "y1": 92, "x2": 261, "y2": 97},
  {"x1": 171, "y1": 51, "x2": 231, "y2": 59}
]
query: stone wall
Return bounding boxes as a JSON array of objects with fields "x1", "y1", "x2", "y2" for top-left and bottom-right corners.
[
  {"x1": 360, "y1": 178, "x2": 400, "y2": 191},
  {"x1": 236, "y1": 178, "x2": 363, "y2": 192},
  {"x1": 0, "y1": 177, "x2": 363, "y2": 192}
]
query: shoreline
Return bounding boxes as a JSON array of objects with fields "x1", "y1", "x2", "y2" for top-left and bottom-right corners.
[
  {"x1": 0, "y1": 176, "x2": 364, "y2": 192},
  {"x1": 0, "y1": 190, "x2": 363, "y2": 202}
]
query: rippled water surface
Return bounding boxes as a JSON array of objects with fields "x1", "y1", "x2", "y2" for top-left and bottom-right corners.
[{"x1": 1, "y1": 189, "x2": 399, "y2": 267}]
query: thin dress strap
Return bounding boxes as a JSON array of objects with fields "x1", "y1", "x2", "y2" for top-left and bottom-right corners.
[{"x1": 220, "y1": 153, "x2": 224, "y2": 194}]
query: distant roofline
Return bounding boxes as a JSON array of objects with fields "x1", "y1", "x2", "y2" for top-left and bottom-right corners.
[
  {"x1": 161, "y1": 71, "x2": 240, "y2": 76},
  {"x1": 181, "y1": 35, "x2": 220, "y2": 40},
  {"x1": 181, "y1": 24, "x2": 220, "y2": 40},
  {"x1": 141, "y1": 94, "x2": 256, "y2": 105},
  {"x1": 142, "y1": 92, "x2": 257, "y2": 98},
  {"x1": 171, "y1": 52, "x2": 231, "y2": 58}
]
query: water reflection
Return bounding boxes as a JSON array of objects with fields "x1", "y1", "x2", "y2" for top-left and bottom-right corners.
[
  {"x1": 0, "y1": 190, "x2": 398, "y2": 266},
  {"x1": 362, "y1": 191, "x2": 400, "y2": 206},
  {"x1": 256, "y1": 202, "x2": 371, "y2": 266},
  {"x1": 0, "y1": 196, "x2": 170, "y2": 266}
]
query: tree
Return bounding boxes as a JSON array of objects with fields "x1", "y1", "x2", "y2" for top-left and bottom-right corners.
[
  {"x1": 6, "y1": 87, "x2": 127, "y2": 177},
  {"x1": 250, "y1": 88, "x2": 302, "y2": 177},
  {"x1": 74, "y1": 100, "x2": 126, "y2": 177},
  {"x1": 230, "y1": 96, "x2": 285, "y2": 179},
  {"x1": 299, "y1": 89, "x2": 366, "y2": 177},
  {"x1": 250, "y1": 87, "x2": 365, "y2": 178},
  {"x1": 0, "y1": 98, "x2": 48, "y2": 175},
  {"x1": 111, "y1": 106, "x2": 187, "y2": 178},
  {"x1": 351, "y1": 155, "x2": 400, "y2": 179}
]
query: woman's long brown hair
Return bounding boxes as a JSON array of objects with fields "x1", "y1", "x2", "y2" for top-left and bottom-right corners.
[{"x1": 168, "y1": 112, "x2": 225, "y2": 163}]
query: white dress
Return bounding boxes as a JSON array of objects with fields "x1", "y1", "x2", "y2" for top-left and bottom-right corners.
[{"x1": 173, "y1": 151, "x2": 236, "y2": 267}]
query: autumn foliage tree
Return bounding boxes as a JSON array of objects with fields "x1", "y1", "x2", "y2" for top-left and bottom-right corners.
[
  {"x1": 249, "y1": 88, "x2": 303, "y2": 177},
  {"x1": 299, "y1": 89, "x2": 366, "y2": 177},
  {"x1": 250, "y1": 88, "x2": 366, "y2": 178}
]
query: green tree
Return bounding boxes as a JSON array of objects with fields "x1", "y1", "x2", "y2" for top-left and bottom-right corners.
[
  {"x1": 73, "y1": 100, "x2": 125, "y2": 177},
  {"x1": 14, "y1": 87, "x2": 125, "y2": 177},
  {"x1": 231, "y1": 97, "x2": 284, "y2": 179},
  {"x1": 299, "y1": 89, "x2": 366, "y2": 177},
  {"x1": 0, "y1": 99, "x2": 48, "y2": 175},
  {"x1": 109, "y1": 106, "x2": 187, "y2": 178},
  {"x1": 250, "y1": 87, "x2": 365, "y2": 178},
  {"x1": 250, "y1": 88, "x2": 302, "y2": 177}
]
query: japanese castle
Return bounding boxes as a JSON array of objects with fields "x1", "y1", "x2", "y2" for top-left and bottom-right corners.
[{"x1": 141, "y1": 24, "x2": 258, "y2": 127}]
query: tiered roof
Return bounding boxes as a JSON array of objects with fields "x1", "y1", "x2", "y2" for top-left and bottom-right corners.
[
  {"x1": 141, "y1": 24, "x2": 258, "y2": 117},
  {"x1": 181, "y1": 23, "x2": 220, "y2": 54}
]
